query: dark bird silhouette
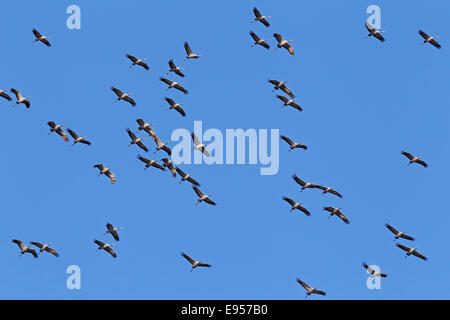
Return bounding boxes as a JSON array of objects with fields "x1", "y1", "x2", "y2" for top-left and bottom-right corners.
[
  {"x1": 296, "y1": 279, "x2": 326, "y2": 297},
  {"x1": 160, "y1": 77, "x2": 188, "y2": 95},
  {"x1": 12, "y1": 239, "x2": 38, "y2": 258},
  {"x1": 323, "y1": 207, "x2": 349, "y2": 224},
  {"x1": 93, "y1": 164, "x2": 116, "y2": 184},
  {"x1": 165, "y1": 97, "x2": 186, "y2": 117},
  {"x1": 251, "y1": 7, "x2": 271, "y2": 27},
  {"x1": 181, "y1": 252, "x2": 211, "y2": 271},
  {"x1": 273, "y1": 33, "x2": 294, "y2": 56},
  {"x1": 249, "y1": 31, "x2": 270, "y2": 49},
  {"x1": 137, "y1": 155, "x2": 165, "y2": 171},
  {"x1": 193, "y1": 186, "x2": 216, "y2": 206},
  {"x1": 401, "y1": 151, "x2": 428, "y2": 168},
  {"x1": 280, "y1": 135, "x2": 307, "y2": 151},
  {"x1": 396, "y1": 244, "x2": 427, "y2": 261},
  {"x1": 184, "y1": 42, "x2": 201, "y2": 60},
  {"x1": 292, "y1": 174, "x2": 321, "y2": 191},
  {"x1": 48, "y1": 121, "x2": 69, "y2": 142},
  {"x1": 365, "y1": 22, "x2": 385, "y2": 42},
  {"x1": 105, "y1": 223, "x2": 123, "y2": 241},
  {"x1": 419, "y1": 29, "x2": 441, "y2": 49},
  {"x1": 94, "y1": 240, "x2": 117, "y2": 258},
  {"x1": 282, "y1": 197, "x2": 311, "y2": 216},
  {"x1": 385, "y1": 224, "x2": 415, "y2": 241},
  {"x1": 126, "y1": 128, "x2": 148, "y2": 152},
  {"x1": 362, "y1": 263, "x2": 387, "y2": 278},
  {"x1": 10, "y1": 88, "x2": 30, "y2": 108},
  {"x1": 32, "y1": 28, "x2": 51, "y2": 47},
  {"x1": 30, "y1": 242, "x2": 59, "y2": 257},
  {"x1": 67, "y1": 128, "x2": 91, "y2": 146},
  {"x1": 126, "y1": 54, "x2": 149, "y2": 70},
  {"x1": 269, "y1": 80, "x2": 295, "y2": 98},
  {"x1": 168, "y1": 59, "x2": 184, "y2": 77},
  {"x1": 111, "y1": 87, "x2": 136, "y2": 106}
]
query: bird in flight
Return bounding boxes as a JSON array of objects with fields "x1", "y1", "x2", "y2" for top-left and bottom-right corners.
[
  {"x1": 181, "y1": 252, "x2": 211, "y2": 271},
  {"x1": 365, "y1": 22, "x2": 385, "y2": 42},
  {"x1": 94, "y1": 240, "x2": 117, "y2": 258},
  {"x1": 385, "y1": 224, "x2": 415, "y2": 241},
  {"x1": 396, "y1": 244, "x2": 428, "y2": 261},
  {"x1": 10, "y1": 88, "x2": 31, "y2": 108},
  {"x1": 323, "y1": 207, "x2": 350, "y2": 224},
  {"x1": 401, "y1": 151, "x2": 428, "y2": 168},
  {"x1": 269, "y1": 80, "x2": 295, "y2": 98},
  {"x1": 280, "y1": 135, "x2": 307, "y2": 151},
  {"x1": 282, "y1": 197, "x2": 311, "y2": 216},
  {"x1": 251, "y1": 7, "x2": 271, "y2": 27},
  {"x1": 30, "y1": 242, "x2": 59, "y2": 257},
  {"x1": 94, "y1": 164, "x2": 116, "y2": 184},
  {"x1": 111, "y1": 87, "x2": 136, "y2": 107},
  {"x1": 47, "y1": 121, "x2": 69, "y2": 142},
  {"x1": 184, "y1": 42, "x2": 201, "y2": 60},
  {"x1": 67, "y1": 128, "x2": 91, "y2": 146},
  {"x1": 249, "y1": 31, "x2": 270, "y2": 49},
  {"x1": 12, "y1": 239, "x2": 38, "y2": 258},
  {"x1": 104, "y1": 223, "x2": 123, "y2": 241},
  {"x1": 296, "y1": 278, "x2": 326, "y2": 298},
  {"x1": 32, "y1": 28, "x2": 51, "y2": 47},
  {"x1": 273, "y1": 33, "x2": 295, "y2": 56},
  {"x1": 418, "y1": 29, "x2": 441, "y2": 49},
  {"x1": 362, "y1": 263, "x2": 387, "y2": 278},
  {"x1": 193, "y1": 186, "x2": 216, "y2": 206},
  {"x1": 126, "y1": 54, "x2": 149, "y2": 70},
  {"x1": 167, "y1": 59, "x2": 185, "y2": 77}
]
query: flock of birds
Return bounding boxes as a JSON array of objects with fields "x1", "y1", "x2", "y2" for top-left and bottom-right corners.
[{"x1": 2, "y1": 6, "x2": 442, "y2": 297}]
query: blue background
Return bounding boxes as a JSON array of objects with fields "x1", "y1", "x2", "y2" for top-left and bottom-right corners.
[{"x1": 0, "y1": 0, "x2": 448, "y2": 299}]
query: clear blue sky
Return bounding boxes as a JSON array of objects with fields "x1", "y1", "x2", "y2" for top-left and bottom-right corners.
[{"x1": 1, "y1": 0, "x2": 449, "y2": 299}]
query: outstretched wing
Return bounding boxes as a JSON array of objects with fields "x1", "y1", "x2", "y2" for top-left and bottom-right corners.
[
  {"x1": 273, "y1": 33, "x2": 283, "y2": 44},
  {"x1": 181, "y1": 252, "x2": 196, "y2": 265},
  {"x1": 298, "y1": 205, "x2": 311, "y2": 216},
  {"x1": 253, "y1": 7, "x2": 262, "y2": 19},
  {"x1": 184, "y1": 42, "x2": 193, "y2": 55},
  {"x1": 45, "y1": 247, "x2": 59, "y2": 257},
  {"x1": 176, "y1": 167, "x2": 187, "y2": 178},
  {"x1": 30, "y1": 241, "x2": 44, "y2": 249},
  {"x1": 193, "y1": 186, "x2": 204, "y2": 198},
  {"x1": 0, "y1": 91, "x2": 12, "y2": 101},
  {"x1": 67, "y1": 128, "x2": 79, "y2": 140},
  {"x1": 292, "y1": 174, "x2": 306, "y2": 187},
  {"x1": 32, "y1": 28, "x2": 42, "y2": 38},
  {"x1": 126, "y1": 54, "x2": 138, "y2": 63},
  {"x1": 296, "y1": 278, "x2": 312, "y2": 291},
  {"x1": 401, "y1": 151, "x2": 414, "y2": 161},
  {"x1": 280, "y1": 135, "x2": 295, "y2": 147},
  {"x1": 412, "y1": 250, "x2": 428, "y2": 261},
  {"x1": 276, "y1": 95, "x2": 289, "y2": 103},
  {"x1": 282, "y1": 196, "x2": 296, "y2": 207},
  {"x1": 416, "y1": 159, "x2": 428, "y2": 168},
  {"x1": 269, "y1": 79, "x2": 281, "y2": 86},
  {"x1": 111, "y1": 87, "x2": 123, "y2": 97},
  {"x1": 396, "y1": 243, "x2": 410, "y2": 253},
  {"x1": 249, "y1": 31, "x2": 261, "y2": 42},
  {"x1": 160, "y1": 77, "x2": 173, "y2": 86},
  {"x1": 94, "y1": 164, "x2": 105, "y2": 171},
  {"x1": 418, "y1": 29, "x2": 430, "y2": 40},
  {"x1": 174, "y1": 84, "x2": 188, "y2": 95},
  {"x1": 385, "y1": 224, "x2": 399, "y2": 236},
  {"x1": 191, "y1": 133, "x2": 202, "y2": 146},
  {"x1": 126, "y1": 129, "x2": 137, "y2": 141},
  {"x1": 281, "y1": 85, "x2": 295, "y2": 98}
]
